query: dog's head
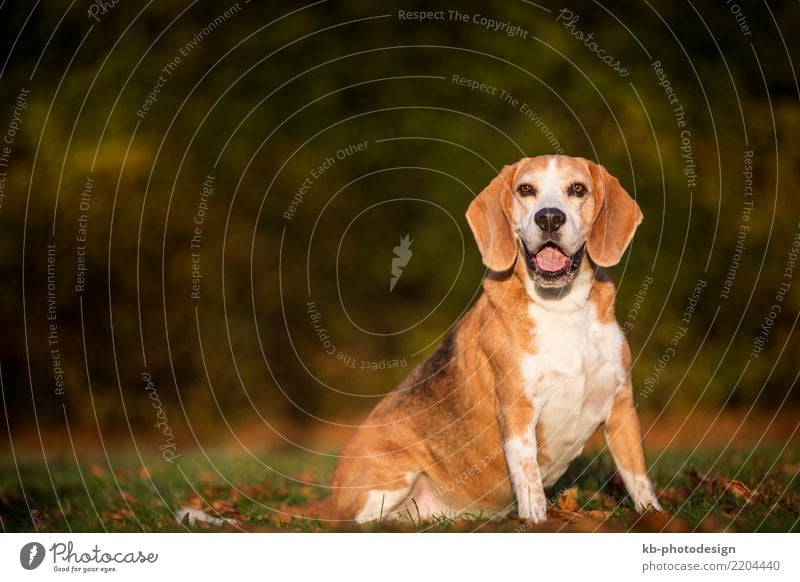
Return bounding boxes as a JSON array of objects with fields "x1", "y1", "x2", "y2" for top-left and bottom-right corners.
[{"x1": 466, "y1": 155, "x2": 642, "y2": 288}]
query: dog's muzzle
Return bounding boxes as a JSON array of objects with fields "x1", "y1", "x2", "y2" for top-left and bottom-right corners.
[{"x1": 522, "y1": 240, "x2": 584, "y2": 284}]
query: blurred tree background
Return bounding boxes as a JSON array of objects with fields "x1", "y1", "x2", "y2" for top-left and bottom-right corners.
[{"x1": 0, "y1": 1, "x2": 798, "y2": 452}]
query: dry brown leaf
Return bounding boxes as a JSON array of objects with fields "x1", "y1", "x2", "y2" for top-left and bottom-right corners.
[
  {"x1": 781, "y1": 493, "x2": 799, "y2": 513},
  {"x1": 547, "y1": 507, "x2": 582, "y2": 523},
  {"x1": 30, "y1": 508, "x2": 47, "y2": 529},
  {"x1": 198, "y1": 470, "x2": 216, "y2": 484},
  {"x1": 783, "y1": 463, "x2": 800, "y2": 475},
  {"x1": 556, "y1": 487, "x2": 579, "y2": 512},
  {"x1": 108, "y1": 508, "x2": 132, "y2": 522},
  {"x1": 658, "y1": 486, "x2": 691, "y2": 505},
  {"x1": 724, "y1": 479, "x2": 755, "y2": 504},
  {"x1": 211, "y1": 500, "x2": 236, "y2": 514},
  {"x1": 686, "y1": 469, "x2": 709, "y2": 485},
  {"x1": 187, "y1": 495, "x2": 204, "y2": 509},
  {"x1": 113, "y1": 469, "x2": 132, "y2": 480},
  {"x1": 120, "y1": 490, "x2": 137, "y2": 504},
  {"x1": 585, "y1": 510, "x2": 611, "y2": 521}
]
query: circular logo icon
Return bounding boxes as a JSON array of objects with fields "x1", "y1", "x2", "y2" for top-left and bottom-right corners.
[{"x1": 19, "y1": 542, "x2": 46, "y2": 570}]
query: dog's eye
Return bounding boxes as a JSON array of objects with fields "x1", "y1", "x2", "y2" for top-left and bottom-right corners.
[
  {"x1": 517, "y1": 183, "x2": 536, "y2": 196},
  {"x1": 568, "y1": 182, "x2": 586, "y2": 197}
]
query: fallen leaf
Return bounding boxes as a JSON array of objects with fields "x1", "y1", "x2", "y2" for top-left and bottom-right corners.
[
  {"x1": 547, "y1": 507, "x2": 582, "y2": 523},
  {"x1": 657, "y1": 485, "x2": 691, "y2": 505},
  {"x1": 211, "y1": 500, "x2": 236, "y2": 514},
  {"x1": 585, "y1": 510, "x2": 611, "y2": 521},
  {"x1": 293, "y1": 471, "x2": 315, "y2": 483},
  {"x1": 556, "y1": 487, "x2": 579, "y2": 512},
  {"x1": 107, "y1": 508, "x2": 133, "y2": 522},
  {"x1": 113, "y1": 469, "x2": 132, "y2": 480},
  {"x1": 783, "y1": 463, "x2": 800, "y2": 475},
  {"x1": 30, "y1": 508, "x2": 47, "y2": 529},
  {"x1": 686, "y1": 469, "x2": 709, "y2": 485},
  {"x1": 724, "y1": 479, "x2": 755, "y2": 504},
  {"x1": 120, "y1": 490, "x2": 137, "y2": 504}
]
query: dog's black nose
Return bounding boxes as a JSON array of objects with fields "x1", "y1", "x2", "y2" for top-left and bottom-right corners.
[{"x1": 534, "y1": 207, "x2": 566, "y2": 232}]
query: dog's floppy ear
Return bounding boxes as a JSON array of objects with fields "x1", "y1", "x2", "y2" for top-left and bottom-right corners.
[
  {"x1": 466, "y1": 164, "x2": 518, "y2": 272},
  {"x1": 586, "y1": 162, "x2": 643, "y2": 267}
]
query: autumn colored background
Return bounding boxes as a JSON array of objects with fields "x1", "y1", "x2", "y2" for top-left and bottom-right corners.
[{"x1": 0, "y1": 1, "x2": 798, "y2": 531}]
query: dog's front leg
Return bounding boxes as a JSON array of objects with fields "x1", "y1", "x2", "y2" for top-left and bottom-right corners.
[
  {"x1": 604, "y1": 388, "x2": 662, "y2": 512},
  {"x1": 500, "y1": 401, "x2": 547, "y2": 522}
]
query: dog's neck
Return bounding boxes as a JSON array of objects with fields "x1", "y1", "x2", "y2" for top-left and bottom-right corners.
[
  {"x1": 522, "y1": 258, "x2": 595, "y2": 312},
  {"x1": 484, "y1": 254, "x2": 596, "y2": 314}
]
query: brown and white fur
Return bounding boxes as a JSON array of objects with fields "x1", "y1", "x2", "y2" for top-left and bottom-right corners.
[{"x1": 323, "y1": 155, "x2": 661, "y2": 524}]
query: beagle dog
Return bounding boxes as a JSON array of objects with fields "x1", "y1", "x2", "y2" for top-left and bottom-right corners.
[{"x1": 325, "y1": 155, "x2": 662, "y2": 523}]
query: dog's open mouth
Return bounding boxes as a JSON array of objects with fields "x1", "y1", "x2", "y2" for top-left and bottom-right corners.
[{"x1": 523, "y1": 241, "x2": 584, "y2": 281}]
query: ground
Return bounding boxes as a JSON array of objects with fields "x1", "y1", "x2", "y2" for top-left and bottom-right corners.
[{"x1": 1, "y1": 444, "x2": 797, "y2": 532}]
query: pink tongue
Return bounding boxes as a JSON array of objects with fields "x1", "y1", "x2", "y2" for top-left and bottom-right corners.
[{"x1": 536, "y1": 246, "x2": 569, "y2": 271}]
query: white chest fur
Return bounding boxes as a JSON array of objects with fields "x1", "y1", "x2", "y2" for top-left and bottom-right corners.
[{"x1": 520, "y1": 279, "x2": 627, "y2": 486}]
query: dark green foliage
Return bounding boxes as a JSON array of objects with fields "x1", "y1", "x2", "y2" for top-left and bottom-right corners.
[{"x1": 0, "y1": 1, "x2": 797, "y2": 439}]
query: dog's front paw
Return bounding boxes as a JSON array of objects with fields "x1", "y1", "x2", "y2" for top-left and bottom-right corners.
[
  {"x1": 634, "y1": 497, "x2": 663, "y2": 513},
  {"x1": 529, "y1": 503, "x2": 548, "y2": 523},
  {"x1": 631, "y1": 478, "x2": 663, "y2": 513},
  {"x1": 518, "y1": 494, "x2": 548, "y2": 523}
]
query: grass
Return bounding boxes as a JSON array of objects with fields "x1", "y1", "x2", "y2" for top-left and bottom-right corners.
[{"x1": 1, "y1": 446, "x2": 797, "y2": 532}]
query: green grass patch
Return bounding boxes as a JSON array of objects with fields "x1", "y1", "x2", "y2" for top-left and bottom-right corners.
[{"x1": 1, "y1": 446, "x2": 797, "y2": 532}]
